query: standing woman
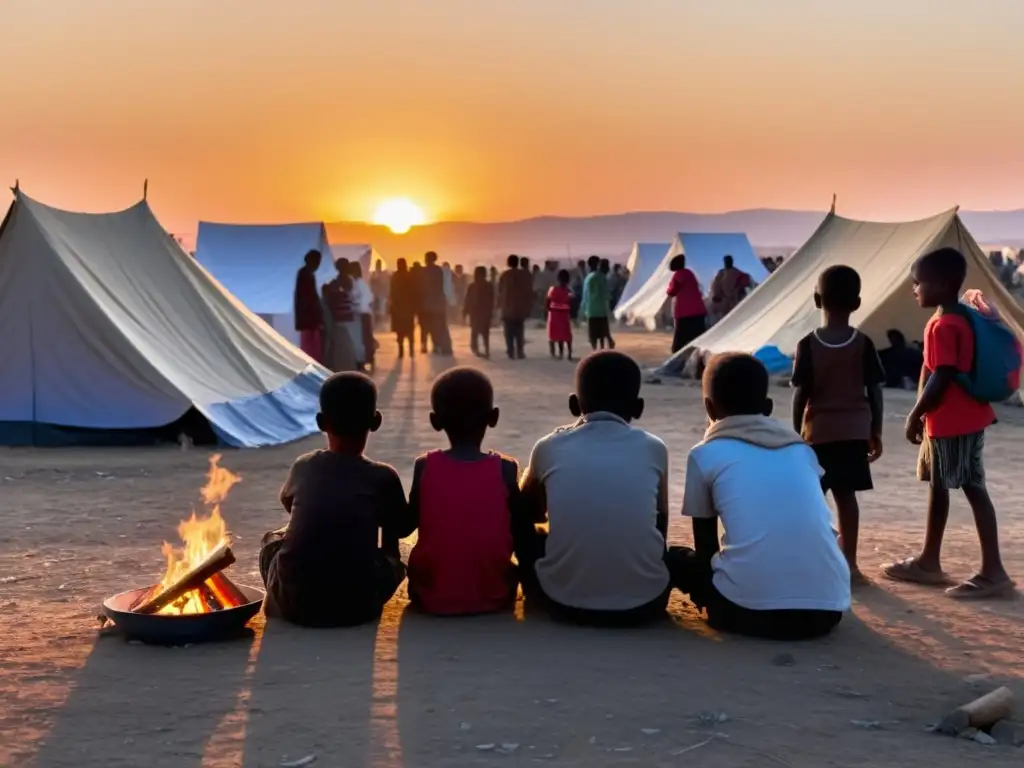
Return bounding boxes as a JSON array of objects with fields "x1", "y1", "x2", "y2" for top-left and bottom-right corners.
[
  {"x1": 666, "y1": 254, "x2": 707, "y2": 354},
  {"x1": 321, "y1": 257, "x2": 358, "y2": 372},
  {"x1": 389, "y1": 259, "x2": 416, "y2": 358}
]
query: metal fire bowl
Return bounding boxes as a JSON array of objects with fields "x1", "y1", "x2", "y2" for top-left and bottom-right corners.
[{"x1": 102, "y1": 584, "x2": 265, "y2": 645}]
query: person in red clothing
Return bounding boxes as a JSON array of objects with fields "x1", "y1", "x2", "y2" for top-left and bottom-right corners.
[
  {"x1": 294, "y1": 249, "x2": 324, "y2": 362},
  {"x1": 403, "y1": 368, "x2": 532, "y2": 615},
  {"x1": 666, "y1": 254, "x2": 707, "y2": 353},
  {"x1": 884, "y1": 247, "x2": 1013, "y2": 598},
  {"x1": 546, "y1": 269, "x2": 574, "y2": 360}
]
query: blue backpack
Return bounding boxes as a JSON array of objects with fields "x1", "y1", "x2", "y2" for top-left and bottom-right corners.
[{"x1": 944, "y1": 303, "x2": 1022, "y2": 403}]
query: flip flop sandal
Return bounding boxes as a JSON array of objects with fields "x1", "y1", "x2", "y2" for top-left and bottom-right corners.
[
  {"x1": 881, "y1": 558, "x2": 951, "y2": 586},
  {"x1": 945, "y1": 576, "x2": 1017, "y2": 599}
]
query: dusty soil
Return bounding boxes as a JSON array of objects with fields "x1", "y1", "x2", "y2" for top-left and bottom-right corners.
[{"x1": 1, "y1": 325, "x2": 1022, "y2": 768}]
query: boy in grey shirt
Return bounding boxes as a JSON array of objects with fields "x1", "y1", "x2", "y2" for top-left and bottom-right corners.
[{"x1": 519, "y1": 352, "x2": 670, "y2": 625}]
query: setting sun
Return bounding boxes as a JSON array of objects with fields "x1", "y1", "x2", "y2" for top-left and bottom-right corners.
[{"x1": 373, "y1": 198, "x2": 427, "y2": 235}]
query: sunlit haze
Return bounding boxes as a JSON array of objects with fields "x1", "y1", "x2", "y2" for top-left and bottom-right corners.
[{"x1": 3, "y1": 0, "x2": 1024, "y2": 236}]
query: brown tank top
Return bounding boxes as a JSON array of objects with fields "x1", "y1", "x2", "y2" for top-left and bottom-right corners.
[{"x1": 803, "y1": 330, "x2": 871, "y2": 444}]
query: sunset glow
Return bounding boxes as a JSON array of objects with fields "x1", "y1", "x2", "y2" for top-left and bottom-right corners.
[
  {"x1": 2, "y1": 1, "x2": 1024, "y2": 234},
  {"x1": 373, "y1": 199, "x2": 427, "y2": 234}
]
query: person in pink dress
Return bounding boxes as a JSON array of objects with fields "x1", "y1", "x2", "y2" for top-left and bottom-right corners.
[{"x1": 546, "y1": 269, "x2": 574, "y2": 360}]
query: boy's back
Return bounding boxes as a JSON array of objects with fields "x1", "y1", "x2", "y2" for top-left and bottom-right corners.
[
  {"x1": 685, "y1": 437, "x2": 850, "y2": 611},
  {"x1": 530, "y1": 415, "x2": 669, "y2": 611},
  {"x1": 271, "y1": 450, "x2": 406, "y2": 625},
  {"x1": 794, "y1": 330, "x2": 879, "y2": 443}
]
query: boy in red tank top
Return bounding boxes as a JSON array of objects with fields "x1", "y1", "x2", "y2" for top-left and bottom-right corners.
[{"x1": 404, "y1": 367, "x2": 532, "y2": 615}]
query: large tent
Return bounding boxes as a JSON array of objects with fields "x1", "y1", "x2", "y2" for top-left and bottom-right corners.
[
  {"x1": 0, "y1": 192, "x2": 327, "y2": 447},
  {"x1": 656, "y1": 208, "x2": 1024, "y2": 376},
  {"x1": 195, "y1": 221, "x2": 341, "y2": 344},
  {"x1": 614, "y1": 233, "x2": 765, "y2": 327}
]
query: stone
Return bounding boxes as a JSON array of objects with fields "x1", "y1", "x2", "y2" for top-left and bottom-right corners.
[
  {"x1": 772, "y1": 652, "x2": 796, "y2": 667},
  {"x1": 973, "y1": 731, "x2": 997, "y2": 746},
  {"x1": 991, "y1": 720, "x2": 1023, "y2": 747},
  {"x1": 851, "y1": 720, "x2": 882, "y2": 730}
]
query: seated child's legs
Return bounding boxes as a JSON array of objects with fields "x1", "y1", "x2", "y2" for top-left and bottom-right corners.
[
  {"x1": 664, "y1": 546, "x2": 716, "y2": 608},
  {"x1": 259, "y1": 526, "x2": 287, "y2": 586},
  {"x1": 708, "y1": 602, "x2": 842, "y2": 640}
]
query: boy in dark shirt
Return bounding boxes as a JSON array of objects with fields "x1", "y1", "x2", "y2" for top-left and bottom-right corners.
[
  {"x1": 791, "y1": 266, "x2": 884, "y2": 584},
  {"x1": 463, "y1": 266, "x2": 495, "y2": 358},
  {"x1": 884, "y1": 247, "x2": 1013, "y2": 598},
  {"x1": 259, "y1": 372, "x2": 408, "y2": 627}
]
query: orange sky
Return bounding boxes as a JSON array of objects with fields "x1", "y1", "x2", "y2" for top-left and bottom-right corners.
[{"x1": 3, "y1": 0, "x2": 1024, "y2": 235}]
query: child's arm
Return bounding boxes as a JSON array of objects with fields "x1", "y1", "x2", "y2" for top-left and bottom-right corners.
[
  {"x1": 862, "y1": 336, "x2": 886, "y2": 459},
  {"x1": 656, "y1": 472, "x2": 669, "y2": 541},
  {"x1": 905, "y1": 319, "x2": 959, "y2": 442},
  {"x1": 379, "y1": 466, "x2": 412, "y2": 558},
  {"x1": 681, "y1": 453, "x2": 720, "y2": 561},
  {"x1": 789, "y1": 337, "x2": 812, "y2": 436},
  {"x1": 518, "y1": 443, "x2": 549, "y2": 526},
  {"x1": 279, "y1": 460, "x2": 302, "y2": 515},
  {"x1": 502, "y1": 458, "x2": 536, "y2": 562},
  {"x1": 395, "y1": 458, "x2": 423, "y2": 541}
]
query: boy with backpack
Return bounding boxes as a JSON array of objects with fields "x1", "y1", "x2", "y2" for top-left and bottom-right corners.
[{"x1": 883, "y1": 247, "x2": 1018, "y2": 598}]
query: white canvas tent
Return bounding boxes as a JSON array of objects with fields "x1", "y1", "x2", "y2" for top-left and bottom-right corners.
[
  {"x1": 0, "y1": 192, "x2": 327, "y2": 447},
  {"x1": 330, "y1": 243, "x2": 385, "y2": 273},
  {"x1": 195, "y1": 221, "x2": 341, "y2": 345},
  {"x1": 613, "y1": 242, "x2": 670, "y2": 327},
  {"x1": 656, "y1": 208, "x2": 1024, "y2": 377},
  {"x1": 614, "y1": 233, "x2": 766, "y2": 327}
]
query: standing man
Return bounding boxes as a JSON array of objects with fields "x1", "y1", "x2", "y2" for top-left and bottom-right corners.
[
  {"x1": 498, "y1": 255, "x2": 531, "y2": 359},
  {"x1": 370, "y1": 258, "x2": 390, "y2": 327},
  {"x1": 581, "y1": 256, "x2": 614, "y2": 350},
  {"x1": 294, "y1": 249, "x2": 324, "y2": 363},
  {"x1": 422, "y1": 251, "x2": 452, "y2": 355},
  {"x1": 709, "y1": 254, "x2": 752, "y2": 322}
]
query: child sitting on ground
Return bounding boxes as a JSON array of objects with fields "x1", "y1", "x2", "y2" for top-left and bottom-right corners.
[
  {"x1": 791, "y1": 265, "x2": 885, "y2": 584},
  {"x1": 883, "y1": 247, "x2": 1015, "y2": 598},
  {"x1": 519, "y1": 351, "x2": 671, "y2": 626},
  {"x1": 259, "y1": 372, "x2": 408, "y2": 627},
  {"x1": 669, "y1": 352, "x2": 850, "y2": 640},
  {"x1": 404, "y1": 367, "x2": 529, "y2": 615}
]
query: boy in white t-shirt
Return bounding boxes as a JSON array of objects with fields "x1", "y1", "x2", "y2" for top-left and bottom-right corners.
[{"x1": 668, "y1": 352, "x2": 850, "y2": 640}]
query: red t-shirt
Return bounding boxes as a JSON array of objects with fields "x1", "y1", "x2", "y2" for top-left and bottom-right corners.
[
  {"x1": 667, "y1": 269, "x2": 706, "y2": 320},
  {"x1": 923, "y1": 312, "x2": 996, "y2": 438}
]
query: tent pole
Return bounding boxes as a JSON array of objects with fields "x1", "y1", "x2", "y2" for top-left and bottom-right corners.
[
  {"x1": 830, "y1": 194, "x2": 836, "y2": 214},
  {"x1": 143, "y1": 179, "x2": 148, "y2": 200},
  {"x1": 10, "y1": 179, "x2": 18, "y2": 195}
]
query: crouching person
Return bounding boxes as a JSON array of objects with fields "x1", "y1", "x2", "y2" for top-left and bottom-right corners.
[
  {"x1": 260, "y1": 372, "x2": 410, "y2": 627},
  {"x1": 668, "y1": 353, "x2": 850, "y2": 640}
]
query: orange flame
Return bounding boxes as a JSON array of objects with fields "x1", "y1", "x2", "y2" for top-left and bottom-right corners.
[{"x1": 155, "y1": 454, "x2": 241, "y2": 615}]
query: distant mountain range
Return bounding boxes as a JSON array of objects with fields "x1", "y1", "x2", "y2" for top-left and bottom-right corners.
[{"x1": 327, "y1": 208, "x2": 1024, "y2": 266}]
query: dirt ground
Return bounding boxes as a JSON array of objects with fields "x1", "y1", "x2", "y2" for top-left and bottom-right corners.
[{"x1": 1, "y1": 325, "x2": 1022, "y2": 768}]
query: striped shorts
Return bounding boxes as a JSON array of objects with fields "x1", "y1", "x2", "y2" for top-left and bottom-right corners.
[{"x1": 917, "y1": 431, "x2": 986, "y2": 490}]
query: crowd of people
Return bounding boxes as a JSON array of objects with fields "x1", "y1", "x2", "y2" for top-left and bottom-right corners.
[
  {"x1": 295, "y1": 250, "x2": 632, "y2": 368},
  {"x1": 263, "y1": 244, "x2": 1015, "y2": 637}
]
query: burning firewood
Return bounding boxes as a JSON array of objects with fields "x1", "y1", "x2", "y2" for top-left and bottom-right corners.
[
  {"x1": 131, "y1": 541, "x2": 236, "y2": 615},
  {"x1": 207, "y1": 571, "x2": 248, "y2": 608}
]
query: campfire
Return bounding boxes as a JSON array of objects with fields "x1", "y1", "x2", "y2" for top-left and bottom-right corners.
[{"x1": 129, "y1": 455, "x2": 250, "y2": 616}]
